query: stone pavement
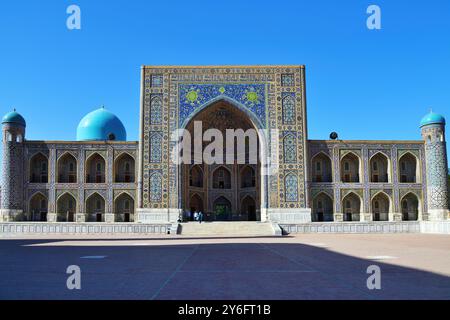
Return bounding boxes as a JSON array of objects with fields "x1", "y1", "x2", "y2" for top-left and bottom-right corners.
[{"x1": 0, "y1": 234, "x2": 449, "y2": 300}]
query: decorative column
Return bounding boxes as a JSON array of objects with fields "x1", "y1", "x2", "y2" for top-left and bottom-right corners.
[
  {"x1": 420, "y1": 112, "x2": 448, "y2": 220},
  {"x1": 1, "y1": 111, "x2": 26, "y2": 221}
]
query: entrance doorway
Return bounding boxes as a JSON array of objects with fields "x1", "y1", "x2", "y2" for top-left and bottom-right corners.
[{"x1": 181, "y1": 100, "x2": 262, "y2": 221}]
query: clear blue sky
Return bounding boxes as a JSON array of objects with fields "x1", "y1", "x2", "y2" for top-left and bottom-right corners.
[{"x1": 0, "y1": 0, "x2": 449, "y2": 165}]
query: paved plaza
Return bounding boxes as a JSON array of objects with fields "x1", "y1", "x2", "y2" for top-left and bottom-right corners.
[{"x1": 0, "y1": 233, "x2": 449, "y2": 300}]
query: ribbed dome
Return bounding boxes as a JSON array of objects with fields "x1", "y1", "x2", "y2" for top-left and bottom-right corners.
[
  {"x1": 420, "y1": 111, "x2": 446, "y2": 127},
  {"x1": 2, "y1": 110, "x2": 26, "y2": 127},
  {"x1": 76, "y1": 107, "x2": 126, "y2": 141}
]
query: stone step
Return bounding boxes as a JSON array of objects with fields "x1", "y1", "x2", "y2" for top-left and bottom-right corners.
[{"x1": 178, "y1": 222, "x2": 281, "y2": 237}]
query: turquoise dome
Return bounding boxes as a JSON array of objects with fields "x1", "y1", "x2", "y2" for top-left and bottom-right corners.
[
  {"x1": 76, "y1": 107, "x2": 126, "y2": 141},
  {"x1": 2, "y1": 110, "x2": 26, "y2": 127},
  {"x1": 420, "y1": 111, "x2": 446, "y2": 127}
]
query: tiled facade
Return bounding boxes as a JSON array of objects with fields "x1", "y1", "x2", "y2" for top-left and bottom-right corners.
[{"x1": 0, "y1": 65, "x2": 448, "y2": 225}]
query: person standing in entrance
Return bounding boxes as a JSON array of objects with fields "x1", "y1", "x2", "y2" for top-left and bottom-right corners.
[
  {"x1": 198, "y1": 211, "x2": 203, "y2": 224},
  {"x1": 194, "y1": 211, "x2": 198, "y2": 222}
]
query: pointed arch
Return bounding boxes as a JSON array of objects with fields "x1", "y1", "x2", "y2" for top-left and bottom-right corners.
[
  {"x1": 340, "y1": 151, "x2": 361, "y2": 183},
  {"x1": 212, "y1": 166, "x2": 231, "y2": 189},
  {"x1": 56, "y1": 192, "x2": 77, "y2": 222},
  {"x1": 240, "y1": 165, "x2": 256, "y2": 188},
  {"x1": 114, "y1": 152, "x2": 135, "y2": 183},
  {"x1": 212, "y1": 196, "x2": 232, "y2": 221},
  {"x1": 85, "y1": 152, "x2": 106, "y2": 183},
  {"x1": 114, "y1": 192, "x2": 134, "y2": 222},
  {"x1": 342, "y1": 192, "x2": 361, "y2": 222},
  {"x1": 371, "y1": 191, "x2": 391, "y2": 221},
  {"x1": 312, "y1": 192, "x2": 334, "y2": 222},
  {"x1": 29, "y1": 152, "x2": 49, "y2": 183},
  {"x1": 370, "y1": 152, "x2": 390, "y2": 183},
  {"x1": 400, "y1": 192, "x2": 420, "y2": 221},
  {"x1": 85, "y1": 192, "x2": 106, "y2": 222},
  {"x1": 189, "y1": 193, "x2": 204, "y2": 214},
  {"x1": 398, "y1": 152, "x2": 420, "y2": 183},
  {"x1": 311, "y1": 151, "x2": 332, "y2": 183},
  {"x1": 29, "y1": 192, "x2": 48, "y2": 221},
  {"x1": 189, "y1": 165, "x2": 204, "y2": 188},
  {"x1": 57, "y1": 152, "x2": 78, "y2": 183},
  {"x1": 241, "y1": 195, "x2": 257, "y2": 221}
]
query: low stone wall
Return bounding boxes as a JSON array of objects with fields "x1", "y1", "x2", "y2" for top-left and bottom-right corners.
[
  {"x1": 0, "y1": 222, "x2": 172, "y2": 235},
  {"x1": 420, "y1": 221, "x2": 450, "y2": 234},
  {"x1": 280, "y1": 221, "x2": 421, "y2": 234}
]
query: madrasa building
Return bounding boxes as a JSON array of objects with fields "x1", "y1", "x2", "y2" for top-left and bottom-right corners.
[{"x1": 0, "y1": 66, "x2": 448, "y2": 235}]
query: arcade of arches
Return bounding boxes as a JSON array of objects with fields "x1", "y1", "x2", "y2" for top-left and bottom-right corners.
[{"x1": 181, "y1": 101, "x2": 261, "y2": 221}]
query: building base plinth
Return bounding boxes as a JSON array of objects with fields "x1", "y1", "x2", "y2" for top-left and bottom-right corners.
[
  {"x1": 428, "y1": 209, "x2": 448, "y2": 221},
  {"x1": 267, "y1": 208, "x2": 311, "y2": 224},
  {"x1": 75, "y1": 213, "x2": 86, "y2": 223},
  {"x1": 46, "y1": 213, "x2": 57, "y2": 222},
  {"x1": 0, "y1": 209, "x2": 23, "y2": 222},
  {"x1": 104, "y1": 213, "x2": 115, "y2": 223},
  {"x1": 136, "y1": 208, "x2": 182, "y2": 223}
]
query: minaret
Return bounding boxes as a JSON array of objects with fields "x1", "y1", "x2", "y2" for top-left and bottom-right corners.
[
  {"x1": 1, "y1": 110, "x2": 26, "y2": 221},
  {"x1": 420, "y1": 111, "x2": 449, "y2": 220}
]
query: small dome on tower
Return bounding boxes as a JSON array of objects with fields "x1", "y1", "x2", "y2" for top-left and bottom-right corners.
[
  {"x1": 76, "y1": 107, "x2": 126, "y2": 141},
  {"x1": 2, "y1": 110, "x2": 26, "y2": 127},
  {"x1": 420, "y1": 111, "x2": 446, "y2": 127}
]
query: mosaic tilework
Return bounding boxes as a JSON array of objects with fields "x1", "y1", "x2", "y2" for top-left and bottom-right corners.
[
  {"x1": 283, "y1": 133, "x2": 297, "y2": 163},
  {"x1": 282, "y1": 93, "x2": 296, "y2": 124},
  {"x1": 281, "y1": 74, "x2": 294, "y2": 86},
  {"x1": 140, "y1": 66, "x2": 308, "y2": 212},
  {"x1": 149, "y1": 132, "x2": 162, "y2": 163},
  {"x1": 151, "y1": 75, "x2": 163, "y2": 87},
  {"x1": 285, "y1": 173, "x2": 298, "y2": 202},
  {"x1": 178, "y1": 84, "x2": 267, "y2": 128},
  {"x1": 425, "y1": 141, "x2": 448, "y2": 209},
  {"x1": 150, "y1": 96, "x2": 163, "y2": 125},
  {"x1": 149, "y1": 171, "x2": 162, "y2": 202}
]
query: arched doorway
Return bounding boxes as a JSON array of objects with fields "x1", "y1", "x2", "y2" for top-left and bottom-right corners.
[
  {"x1": 189, "y1": 194, "x2": 204, "y2": 220},
  {"x1": 189, "y1": 165, "x2": 203, "y2": 188},
  {"x1": 371, "y1": 192, "x2": 390, "y2": 221},
  {"x1": 312, "y1": 193, "x2": 334, "y2": 222},
  {"x1": 56, "y1": 193, "x2": 76, "y2": 222},
  {"x1": 341, "y1": 153, "x2": 361, "y2": 183},
  {"x1": 213, "y1": 196, "x2": 232, "y2": 221},
  {"x1": 29, "y1": 153, "x2": 49, "y2": 183},
  {"x1": 241, "y1": 196, "x2": 257, "y2": 221},
  {"x1": 57, "y1": 153, "x2": 77, "y2": 183},
  {"x1": 86, "y1": 193, "x2": 105, "y2": 222},
  {"x1": 399, "y1": 153, "x2": 419, "y2": 183},
  {"x1": 311, "y1": 152, "x2": 332, "y2": 183},
  {"x1": 342, "y1": 192, "x2": 361, "y2": 222},
  {"x1": 115, "y1": 153, "x2": 135, "y2": 183},
  {"x1": 114, "y1": 193, "x2": 134, "y2": 222},
  {"x1": 401, "y1": 193, "x2": 419, "y2": 221},
  {"x1": 85, "y1": 153, "x2": 106, "y2": 183},
  {"x1": 180, "y1": 100, "x2": 263, "y2": 221},
  {"x1": 370, "y1": 153, "x2": 390, "y2": 183},
  {"x1": 29, "y1": 193, "x2": 48, "y2": 221}
]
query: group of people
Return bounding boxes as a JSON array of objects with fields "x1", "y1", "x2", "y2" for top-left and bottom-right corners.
[{"x1": 184, "y1": 210, "x2": 204, "y2": 223}]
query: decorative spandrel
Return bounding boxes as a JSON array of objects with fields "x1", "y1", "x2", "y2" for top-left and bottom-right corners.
[{"x1": 178, "y1": 84, "x2": 266, "y2": 128}]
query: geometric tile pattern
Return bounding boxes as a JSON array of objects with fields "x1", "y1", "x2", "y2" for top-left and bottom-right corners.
[
  {"x1": 282, "y1": 93, "x2": 296, "y2": 124},
  {"x1": 178, "y1": 83, "x2": 267, "y2": 128}
]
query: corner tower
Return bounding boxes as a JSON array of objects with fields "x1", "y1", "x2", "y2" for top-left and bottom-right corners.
[
  {"x1": 1, "y1": 110, "x2": 26, "y2": 221},
  {"x1": 420, "y1": 111, "x2": 449, "y2": 220}
]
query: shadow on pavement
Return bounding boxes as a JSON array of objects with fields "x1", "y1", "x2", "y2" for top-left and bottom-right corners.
[{"x1": 0, "y1": 239, "x2": 449, "y2": 300}]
